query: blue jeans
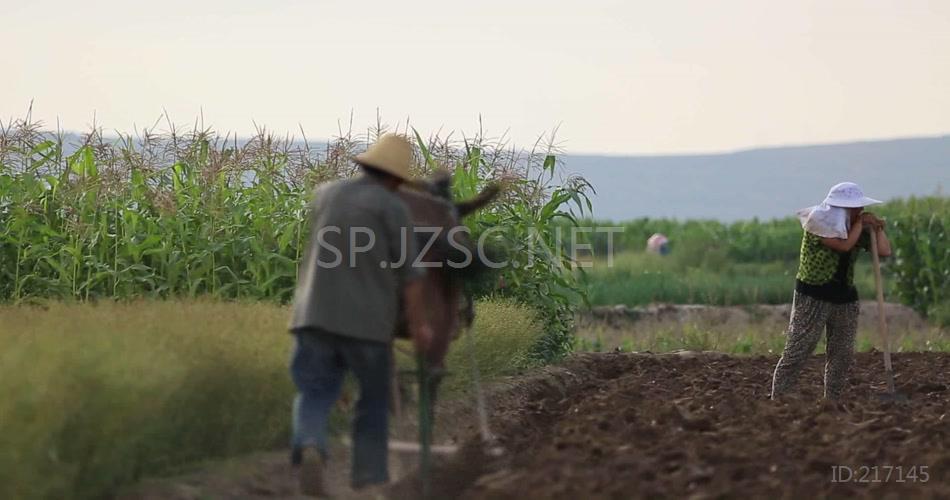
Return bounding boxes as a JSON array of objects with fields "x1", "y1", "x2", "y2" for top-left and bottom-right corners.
[{"x1": 290, "y1": 330, "x2": 391, "y2": 488}]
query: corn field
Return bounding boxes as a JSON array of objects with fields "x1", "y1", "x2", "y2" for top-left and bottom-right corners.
[
  {"x1": 0, "y1": 115, "x2": 593, "y2": 359},
  {"x1": 1, "y1": 114, "x2": 943, "y2": 328},
  {"x1": 1, "y1": 121, "x2": 316, "y2": 302},
  {"x1": 886, "y1": 197, "x2": 950, "y2": 326},
  {"x1": 0, "y1": 117, "x2": 562, "y2": 291}
]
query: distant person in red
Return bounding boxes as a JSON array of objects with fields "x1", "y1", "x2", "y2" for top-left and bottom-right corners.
[
  {"x1": 288, "y1": 134, "x2": 434, "y2": 496},
  {"x1": 771, "y1": 182, "x2": 891, "y2": 400}
]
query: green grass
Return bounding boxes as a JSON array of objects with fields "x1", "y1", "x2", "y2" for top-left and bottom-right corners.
[
  {"x1": 0, "y1": 298, "x2": 541, "y2": 500},
  {"x1": 575, "y1": 298, "x2": 950, "y2": 355},
  {"x1": 582, "y1": 251, "x2": 886, "y2": 307},
  {"x1": 577, "y1": 195, "x2": 948, "y2": 324},
  {"x1": 576, "y1": 323, "x2": 950, "y2": 355}
]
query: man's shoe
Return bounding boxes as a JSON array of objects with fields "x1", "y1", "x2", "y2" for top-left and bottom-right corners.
[{"x1": 292, "y1": 447, "x2": 329, "y2": 498}]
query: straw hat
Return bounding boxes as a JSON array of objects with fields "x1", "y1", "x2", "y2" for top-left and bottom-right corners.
[
  {"x1": 354, "y1": 134, "x2": 414, "y2": 180},
  {"x1": 823, "y1": 182, "x2": 882, "y2": 208}
]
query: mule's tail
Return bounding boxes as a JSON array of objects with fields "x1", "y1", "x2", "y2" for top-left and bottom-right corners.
[{"x1": 455, "y1": 183, "x2": 501, "y2": 217}]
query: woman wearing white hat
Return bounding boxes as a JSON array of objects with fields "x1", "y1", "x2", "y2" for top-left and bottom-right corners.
[{"x1": 770, "y1": 182, "x2": 891, "y2": 400}]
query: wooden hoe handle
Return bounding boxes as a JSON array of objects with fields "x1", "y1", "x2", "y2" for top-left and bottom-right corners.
[{"x1": 869, "y1": 232, "x2": 896, "y2": 392}]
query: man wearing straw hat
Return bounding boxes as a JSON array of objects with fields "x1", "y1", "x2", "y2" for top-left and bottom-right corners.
[{"x1": 288, "y1": 133, "x2": 433, "y2": 496}]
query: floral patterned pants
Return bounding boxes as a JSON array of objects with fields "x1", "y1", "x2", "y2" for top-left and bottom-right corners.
[{"x1": 771, "y1": 291, "x2": 860, "y2": 400}]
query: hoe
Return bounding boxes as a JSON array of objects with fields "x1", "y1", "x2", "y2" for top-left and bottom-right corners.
[{"x1": 869, "y1": 233, "x2": 906, "y2": 403}]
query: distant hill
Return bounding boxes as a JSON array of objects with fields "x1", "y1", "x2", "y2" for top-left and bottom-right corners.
[{"x1": 561, "y1": 137, "x2": 949, "y2": 222}]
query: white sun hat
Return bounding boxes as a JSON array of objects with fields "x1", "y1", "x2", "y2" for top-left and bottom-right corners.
[
  {"x1": 797, "y1": 182, "x2": 882, "y2": 238},
  {"x1": 822, "y1": 182, "x2": 882, "y2": 208}
]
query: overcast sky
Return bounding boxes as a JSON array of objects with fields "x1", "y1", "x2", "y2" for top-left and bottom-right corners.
[{"x1": 3, "y1": 0, "x2": 949, "y2": 154}]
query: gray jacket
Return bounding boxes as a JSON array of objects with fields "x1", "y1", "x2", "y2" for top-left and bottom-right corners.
[{"x1": 289, "y1": 176, "x2": 423, "y2": 342}]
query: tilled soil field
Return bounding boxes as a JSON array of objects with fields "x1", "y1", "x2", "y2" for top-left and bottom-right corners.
[{"x1": 390, "y1": 351, "x2": 950, "y2": 499}]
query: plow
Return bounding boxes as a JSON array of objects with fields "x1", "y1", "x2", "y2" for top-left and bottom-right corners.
[{"x1": 390, "y1": 170, "x2": 504, "y2": 497}]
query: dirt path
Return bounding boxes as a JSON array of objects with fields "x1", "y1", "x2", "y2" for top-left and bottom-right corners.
[{"x1": 123, "y1": 351, "x2": 949, "y2": 499}]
